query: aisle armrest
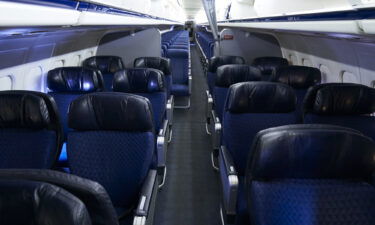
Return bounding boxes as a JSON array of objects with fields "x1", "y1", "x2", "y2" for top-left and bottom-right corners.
[
  {"x1": 133, "y1": 170, "x2": 158, "y2": 225},
  {"x1": 219, "y1": 146, "x2": 238, "y2": 219}
]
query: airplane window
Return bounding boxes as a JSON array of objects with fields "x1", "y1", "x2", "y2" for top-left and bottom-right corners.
[
  {"x1": 52, "y1": 60, "x2": 64, "y2": 69},
  {"x1": 73, "y1": 55, "x2": 81, "y2": 66},
  {"x1": 341, "y1": 71, "x2": 359, "y2": 83},
  {"x1": 0, "y1": 75, "x2": 13, "y2": 90},
  {"x1": 289, "y1": 54, "x2": 297, "y2": 65},
  {"x1": 24, "y1": 67, "x2": 43, "y2": 91}
]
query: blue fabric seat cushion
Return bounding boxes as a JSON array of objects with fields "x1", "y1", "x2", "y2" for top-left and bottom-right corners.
[
  {"x1": 250, "y1": 179, "x2": 375, "y2": 225},
  {"x1": 223, "y1": 113, "x2": 296, "y2": 175},
  {"x1": 68, "y1": 131, "x2": 154, "y2": 210},
  {"x1": 0, "y1": 129, "x2": 56, "y2": 169}
]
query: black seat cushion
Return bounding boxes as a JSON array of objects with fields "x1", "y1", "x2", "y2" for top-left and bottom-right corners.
[
  {"x1": 0, "y1": 169, "x2": 118, "y2": 225},
  {"x1": 0, "y1": 178, "x2": 92, "y2": 225},
  {"x1": 216, "y1": 65, "x2": 262, "y2": 88},
  {"x1": 83, "y1": 56, "x2": 124, "y2": 74},
  {"x1": 270, "y1": 66, "x2": 321, "y2": 89},
  {"x1": 68, "y1": 92, "x2": 154, "y2": 132},
  {"x1": 47, "y1": 67, "x2": 104, "y2": 93}
]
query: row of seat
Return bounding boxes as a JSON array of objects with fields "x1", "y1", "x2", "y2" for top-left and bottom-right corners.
[
  {"x1": 47, "y1": 57, "x2": 173, "y2": 181},
  {"x1": 162, "y1": 30, "x2": 192, "y2": 108},
  {"x1": 195, "y1": 30, "x2": 215, "y2": 61},
  {"x1": 0, "y1": 91, "x2": 160, "y2": 224},
  {"x1": 200, "y1": 56, "x2": 375, "y2": 224}
]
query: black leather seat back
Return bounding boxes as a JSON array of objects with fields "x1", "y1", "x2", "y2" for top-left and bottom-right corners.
[
  {"x1": 0, "y1": 178, "x2": 92, "y2": 225},
  {"x1": 0, "y1": 169, "x2": 119, "y2": 225}
]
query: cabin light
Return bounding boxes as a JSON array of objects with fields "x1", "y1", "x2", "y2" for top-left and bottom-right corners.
[{"x1": 83, "y1": 82, "x2": 93, "y2": 91}]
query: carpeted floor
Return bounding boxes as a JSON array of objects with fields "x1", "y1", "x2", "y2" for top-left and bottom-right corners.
[{"x1": 153, "y1": 45, "x2": 221, "y2": 225}]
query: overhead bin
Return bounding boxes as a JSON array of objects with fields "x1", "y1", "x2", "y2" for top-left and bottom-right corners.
[{"x1": 0, "y1": 0, "x2": 182, "y2": 27}]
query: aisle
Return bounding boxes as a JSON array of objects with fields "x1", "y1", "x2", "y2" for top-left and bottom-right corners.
[{"x1": 153, "y1": 45, "x2": 221, "y2": 225}]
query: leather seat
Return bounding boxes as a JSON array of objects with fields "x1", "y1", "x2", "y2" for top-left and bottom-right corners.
[
  {"x1": 83, "y1": 56, "x2": 124, "y2": 91},
  {"x1": 47, "y1": 67, "x2": 104, "y2": 164},
  {"x1": 270, "y1": 65, "x2": 321, "y2": 121},
  {"x1": 207, "y1": 56, "x2": 245, "y2": 95},
  {"x1": 303, "y1": 83, "x2": 375, "y2": 140},
  {"x1": 67, "y1": 92, "x2": 158, "y2": 225},
  {"x1": 208, "y1": 65, "x2": 261, "y2": 163},
  {"x1": 0, "y1": 169, "x2": 120, "y2": 225},
  {"x1": 219, "y1": 82, "x2": 297, "y2": 224},
  {"x1": 113, "y1": 68, "x2": 169, "y2": 184},
  {"x1": 245, "y1": 124, "x2": 375, "y2": 225},
  {"x1": 0, "y1": 178, "x2": 92, "y2": 225},
  {"x1": 0, "y1": 91, "x2": 63, "y2": 169},
  {"x1": 252, "y1": 57, "x2": 289, "y2": 81}
]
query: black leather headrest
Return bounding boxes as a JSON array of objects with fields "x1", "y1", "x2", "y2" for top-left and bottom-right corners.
[
  {"x1": 134, "y1": 57, "x2": 171, "y2": 76},
  {"x1": 0, "y1": 179, "x2": 92, "y2": 225},
  {"x1": 0, "y1": 91, "x2": 61, "y2": 131},
  {"x1": 246, "y1": 124, "x2": 375, "y2": 181},
  {"x1": 303, "y1": 83, "x2": 375, "y2": 115},
  {"x1": 0, "y1": 169, "x2": 118, "y2": 225},
  {"x1": 216, "y1": 65, "x2": 262, "y2": 87},
  {"x1": 208, "y1": 56, "x2": 245, "y2": 73},
  {"x1": 271, "y1": 66, "x2": 321, "y2": 89},
  {"x1": 69, "y1": 92, "x2": 154, "y2": 132},
  {"x1": 225, "y1": 82, "x2": 296, "y2": 113},
  {"x1": 252, "y1": 57, "x2": 289, "y2": 75},
  {"x1": 83, "y1": 56, "x2": 124, "y2": 74},
  {"x1": 112, "y1": 68, "x2": 165, "y2": 93},
  {"x1": 47, "y1": 67, "x2": 104, "y2": 92}
]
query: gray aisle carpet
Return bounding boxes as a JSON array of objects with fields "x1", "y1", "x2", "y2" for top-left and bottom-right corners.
[{"x1": 153, "y1": 45, "x2": 221, "y2": 225}]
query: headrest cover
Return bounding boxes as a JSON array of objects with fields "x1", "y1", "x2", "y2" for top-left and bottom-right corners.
[
  {"x1": 252, "y1": 57, "x2": 289, "y2": 75},
  {"x1": 216, "y1": 65, "x2": 262, "y2": 87},
  {"x1": 271, "y1": 66, "x2": 321, "y2": 89},
  {"x1": 208, "y1": 56, "x2": 245, "y2": 73},
  {"x1": 113, "y1": 69, "x2": 165, "y2": 93},
  {"x1": 69, "y1": 92, "x2": 154, "y2": 132},
  {"x1": 83, "y1": 56, "x2": 124, "y2": 74},
  {"x1": 225, "y1": 82, "x2": 296, "y2": 113},
  {"x1": 47, "y1": 67, "x2": 103, "y2": 92},
  {"x1": 134, "y1": 57, "x2": 171, "y2": 76},
  {"x1": 0, "y1": 92, "x2": 54, "y2": 129},
  {"x1": 303, "y1": 83, "x2": 375, "y2": 115},
  {"x1": 246, "y1": 124, "x2": 375, "y2": 180}
]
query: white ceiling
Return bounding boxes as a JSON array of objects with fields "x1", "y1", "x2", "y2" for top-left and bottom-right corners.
[{"x1": 179, "y1": 0, "x2": 203, "y2": 20}]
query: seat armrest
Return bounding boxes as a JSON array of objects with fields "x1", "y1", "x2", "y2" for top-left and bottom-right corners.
[
  {"x1": 210, "y1": 110, "x2": 221, "y2": 150},
  {"x1": 166, "y1": 96, "x2": 174, "y2": 126},
  {"x1": 188, "y1": 69, "x2": 192, "y2": 95},
  {"x1": 219, "y1": 146, "x2": 238, "y2": 217},
  {"x1": 157, "y1": 119, "x2": 169, "y2": 168},
  {"x1": 206, "y1": 92, "x2": 213, "y2": 121},
  {"x1": 133, "y1": 170, "x2": 158, "y2": 225}
]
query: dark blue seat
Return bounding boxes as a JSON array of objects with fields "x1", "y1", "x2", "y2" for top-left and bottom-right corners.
[
  {"x1": 0, "y1": 178, "x2": 92, "y2": 225},
  {"x1": 245, "y1": 124, "x2": 375, "y2": 225},
  {"x1": 67, "y1": 92, "x2": 158, "y2": 224},
  {"x1": 207, "y1": 56, "x2": 245, "y2": 95},
  {"x1": 208, "y1": 65, "x2": 261, "y2": 163},
  {"x1": 113, "y1": 69, "x2": 169, "y2": 182},
  {"x1": 270, "y1": 66, "x2": 321, "y2": 122},
  {"x1": 303, "y1": 83, "x2": 375, "y2": 141},
  {"x1": 83, "y1": 56, "x2": 124, "y2": 91},
  {"x1": 252, "y1": 57, "x2": 289, "y2": 81},
  {"x1": 0, "y1": 91, "x2": 63, "y2": 169},
  {"x1": 47, "y1": 67, "x2": 104, "y2": 164},
  {"x1": 134, "y1": 57, "x2": 172, "y2": 99},
  {"x1": 219, "y1": 82, "x2": 297, "y2": 224}
]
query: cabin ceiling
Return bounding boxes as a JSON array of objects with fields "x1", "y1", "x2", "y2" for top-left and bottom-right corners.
[{"x1": 179, "y1": 0, "x2": 203, "y2": 20}]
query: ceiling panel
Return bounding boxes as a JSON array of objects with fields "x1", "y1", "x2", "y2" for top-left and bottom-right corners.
[{"x1": 179, "y1": 0, "x2": 203, "y2": 19}]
